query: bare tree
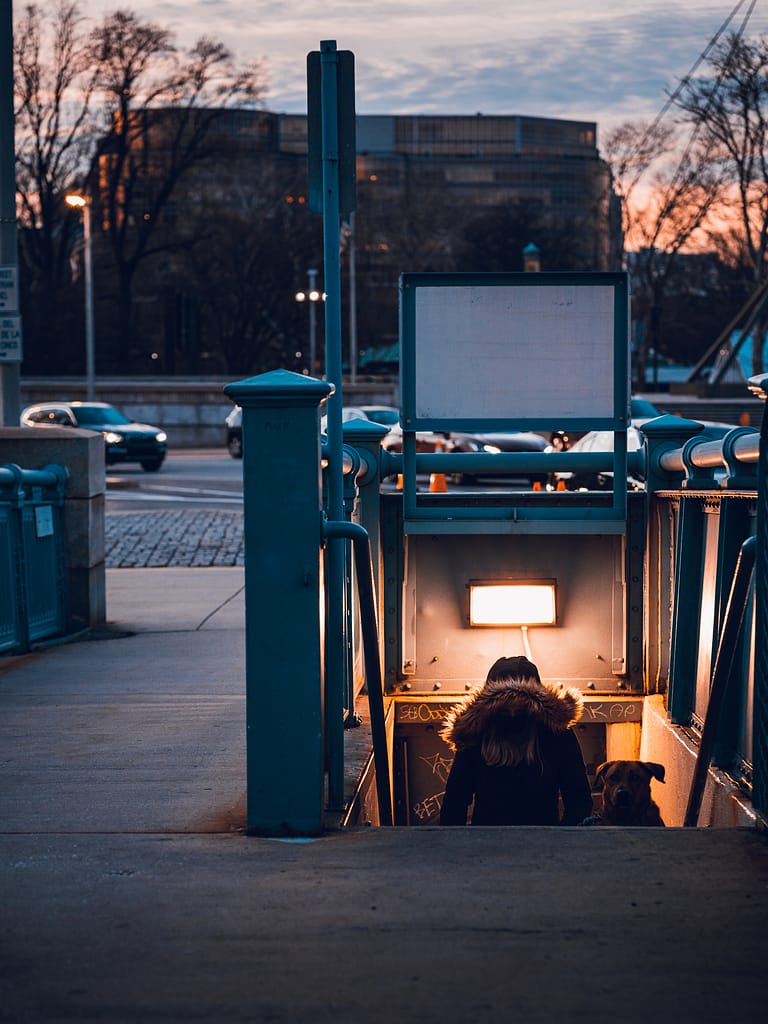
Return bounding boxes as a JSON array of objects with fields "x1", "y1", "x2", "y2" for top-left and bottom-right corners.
[
  {"x1": 674, "y1": 32, "x2": 768, "y2": 373},
  {"x1": 14, "y1": 1, "x2": 97, "y2": 365},
  {"x1": 87, "y1": 9, "x2": 265, "y2": 355},
  {"x1": 604, "y1": 119, "x2": 720, "y2": 385},
  {"x1": 13, "y1": 3, "x2": 266, "y2": 372},
  {"x1": 175, "y1": 160, "x2": 322, "y2": 376}
]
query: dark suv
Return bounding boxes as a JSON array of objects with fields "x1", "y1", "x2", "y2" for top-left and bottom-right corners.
[{"x1": 21, "y1": 401, "x2": 168, "y2": 471}]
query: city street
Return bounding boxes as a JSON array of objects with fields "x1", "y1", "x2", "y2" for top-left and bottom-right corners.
[
  {"x1": 106, "y1": 449, "x2": 243, "y2": 513},
  {"x1": 103, "y1": 449, "x2": 528, "y2": 568}
]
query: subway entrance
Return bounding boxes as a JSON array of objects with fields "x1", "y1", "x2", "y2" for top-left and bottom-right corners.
[{"x1": 391, "y1": 695, "x2": 641, "y2": 825}]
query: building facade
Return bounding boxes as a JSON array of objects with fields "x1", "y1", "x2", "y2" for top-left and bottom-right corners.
[{"x1": 86, "y1": 109, "x2": 621, "y2": 376}]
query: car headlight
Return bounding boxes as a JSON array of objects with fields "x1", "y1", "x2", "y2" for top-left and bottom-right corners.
[
  {"x1": 465, "y1": 440, "x2": 502, "y2": 454},
  {"x1": 102, "y1": 431, "x2": 124, "y2": 444},
  {"x1": 155, "y1": 431, "x2": 167, "y2": 443}
]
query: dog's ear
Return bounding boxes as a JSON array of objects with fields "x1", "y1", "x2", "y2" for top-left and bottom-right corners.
[
  {"x1": 594, "y1": 761, "x2": 611, "y2": 784},
  {"x1": 643, "y1": 762, "x2": 666, "y2": 783}
]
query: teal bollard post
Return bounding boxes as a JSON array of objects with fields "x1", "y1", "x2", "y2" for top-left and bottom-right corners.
[
  {"x1": 341, "y1": 418, "x2": 390, "y2": 622},
  {"x1": 639, "y1": 414, "x2": 708, "y2": 493},
  {"x1": 224, "y1": 369, "x2": 333, "y2": 836}
]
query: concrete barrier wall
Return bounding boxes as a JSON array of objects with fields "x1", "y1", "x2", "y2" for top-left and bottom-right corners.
[
  {"x1": 19, "y1": 378, "x2": 762, "y2": 448},
  {"x1": 20, "y1": 378, "x2": 401, "y2": 449},
  {"x1": 641, "y1": 392, "x2": 764, "y2": 430}
]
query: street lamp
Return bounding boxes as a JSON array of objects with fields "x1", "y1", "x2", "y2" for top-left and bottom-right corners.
[
  {"x1": 295, "y1": 268, "x2": 323, "y2": 376},
  {"x1": 65, "y1": 193, "x2": 95, "y2": 401}
]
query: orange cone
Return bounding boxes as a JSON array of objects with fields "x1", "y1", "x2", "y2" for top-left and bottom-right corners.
[
  {"x1": 556, "y1": 479, "x2": 567, "y2": 491},
  {"x1": 532, "y1": 480, "x2": 542, "y2": 492},
  {"x1": 397, "y1": 473, "x2": 404, "y2": 490},
  {"x1": 430, "y1": 439, "x2": 448, "y2": 492}
]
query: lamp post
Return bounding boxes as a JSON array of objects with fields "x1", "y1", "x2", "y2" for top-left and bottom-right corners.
[
  {"x1": 295, "y1": 268, "x2": 323, "y2": 376},
  {"x1": 65, "y1": 193, "x2": 95, "y2": 401}
]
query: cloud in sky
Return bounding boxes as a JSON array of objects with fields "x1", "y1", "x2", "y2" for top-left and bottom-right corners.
[{"x1": 81, "y1": 0, "x2": 768, "y2": 132}]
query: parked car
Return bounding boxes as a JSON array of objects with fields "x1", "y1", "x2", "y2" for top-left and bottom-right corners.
[
  {"x1": 20, "y1": 401, "x2": 167, "y2": 471},
  {"x1": 225, "y1": 404, "x2": 402, "y2": 458},
  {"x1": 553, "y1": 420, "x2": 745, "y2": 491},
  {"x1": 545, "y1": 397, "x2": 663, "y2": 450},
  {"x1": 356, "y1": 405, "x2": 401, "y2": 428},
  {"x1": 630, "y1": 397, "x2": 663, "y2": 422},
  {"x1": 328, "y1": 407, "x2": 548, "y2": 484},
  {"x1": 320, "y1": 404, "x2": 402, "y2": 436},
  {"x1": 552, "y1": 426, "x2": 645, "y2": 491},
  {"x1": 446, "y1": 430, "x2": 548, "y2": 485}
]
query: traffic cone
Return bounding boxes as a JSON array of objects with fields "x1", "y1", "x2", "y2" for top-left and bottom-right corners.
[
  {"x1": 397, "y1": 473, "x2": 403, "y2": 490},
  {"x1": 532, "y1": 480, "x2": 542, "y2": 491},
  {"x1": 556, "y1": 479, "x2": 567, "y2": 491},
  {"x1": 430, "y1": 439, "x2": 448, "y2": 493}
]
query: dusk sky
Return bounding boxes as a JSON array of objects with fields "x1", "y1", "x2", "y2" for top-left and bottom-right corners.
[{"x1": 80, "y1": 1, "x2": 768, "y2": 139}]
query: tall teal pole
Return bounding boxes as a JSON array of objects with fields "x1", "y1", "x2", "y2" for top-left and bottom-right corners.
[
  {"x1": 224, "y1": 370, "x2": 332, "y2": 836},
  {"x1": 319, "y1": 39, "x2": 346, "y2": 809}
]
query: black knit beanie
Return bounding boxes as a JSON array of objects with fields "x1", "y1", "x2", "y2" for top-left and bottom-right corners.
[{"x1": 486, "y1": 655, "x2": 541, "y2": 683}]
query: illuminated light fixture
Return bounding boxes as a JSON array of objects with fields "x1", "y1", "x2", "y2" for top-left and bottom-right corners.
[{"x1": 468, "y1": 580, "x2": 557, "y2": 627}]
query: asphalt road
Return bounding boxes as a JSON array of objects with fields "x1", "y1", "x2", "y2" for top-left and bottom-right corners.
[{"x1": 106, "y1": 449, "x2": 244, "y2": 512}]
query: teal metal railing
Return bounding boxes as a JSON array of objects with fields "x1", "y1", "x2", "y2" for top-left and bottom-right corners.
[
  {"x1": 642, "y1": 405, "x2": 765, "y2": 821},
  {"x1": 323, "y1": 517, "x2": 393, "y2": 826},
  {"x1": 380, "y1": 447, "x2": 644, "y2": 532},
  {"x1": 684, "y1": 536, "x2": 756, "y2": 826},
  {"x1": 227, "y1": 365, "x2": 768, "y2": 832}
]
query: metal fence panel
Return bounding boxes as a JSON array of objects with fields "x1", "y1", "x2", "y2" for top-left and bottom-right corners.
[
  {"x1": 21, "y1": 504, "x2": 66, "y2": 642},
  {"x1": 0, "y1": 505, "x2": 22, "y2": 653},
  {"x1": 0, "y1": 465, "x2": 67, "y2": 655}
]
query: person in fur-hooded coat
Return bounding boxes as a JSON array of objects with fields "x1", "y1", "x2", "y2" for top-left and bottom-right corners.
[{"x1": 439, "y1": 656, "x2": 592, "y2": 826}]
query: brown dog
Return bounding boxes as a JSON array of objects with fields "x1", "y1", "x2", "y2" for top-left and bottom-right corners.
[{"x1": 587, "y1": 760, "x2": 666, "y2": 826}]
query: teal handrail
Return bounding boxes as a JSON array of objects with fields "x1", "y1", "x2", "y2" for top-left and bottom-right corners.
[
  {"x1": 322, "y1": 517, "x2": 393, "y2": 826},
  {"x1": 684, "y1": 536, "x2": 756, "y2": 827},
  {"x1": 383, "y1": 449, "x2": 646, "y2": 478}
]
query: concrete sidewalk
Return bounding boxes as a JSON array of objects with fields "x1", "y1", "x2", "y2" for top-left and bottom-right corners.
[
  {"x1": 1, "y1": 569, "x2": 768, "y2": 1023},
  {"x1": 1, "y1": 568, "x2": 247, "y2": 835}
]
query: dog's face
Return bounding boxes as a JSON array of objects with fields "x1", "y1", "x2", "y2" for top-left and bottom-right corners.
[{"x1": 596, "y1": 760, "x2": 665, "y2": 814}]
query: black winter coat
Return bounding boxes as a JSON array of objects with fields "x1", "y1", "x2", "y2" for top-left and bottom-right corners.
[{"x1": 439, "y1": 676, "x2": 592, "y2": 826}]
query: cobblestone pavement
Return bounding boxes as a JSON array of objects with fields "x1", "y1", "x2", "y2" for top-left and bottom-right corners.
[{"x1": 106, "y1": 509, "x2": 244, "y2": 567}]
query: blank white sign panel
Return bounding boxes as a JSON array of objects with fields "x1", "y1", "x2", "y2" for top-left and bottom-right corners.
[{"x1": 413, "y1": 284, "x2": 616, "y2": 420}]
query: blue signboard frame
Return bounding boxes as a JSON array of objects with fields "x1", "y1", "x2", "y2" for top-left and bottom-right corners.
[{"x1": 398, "y1": 271, "x2": 631, "y2": 533}]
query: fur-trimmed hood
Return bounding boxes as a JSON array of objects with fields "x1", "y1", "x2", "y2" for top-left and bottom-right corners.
[{"x1": 440, "y1": 676, "x2": 584, "y2": 767}]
